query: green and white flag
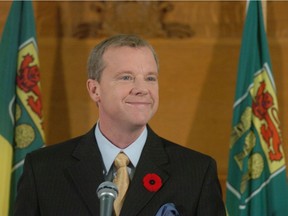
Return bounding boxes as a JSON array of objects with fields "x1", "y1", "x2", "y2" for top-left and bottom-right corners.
[
  {"x1": 0, "y1": 1, "x2": 45, "y2": 215},
  {"x1": 226, "y1": 1, "x2": 288, "y2": 215}
]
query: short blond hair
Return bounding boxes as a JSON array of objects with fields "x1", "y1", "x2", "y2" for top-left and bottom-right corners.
[{"x1": 87, "y1": 34, "x2": 159, "y2": 81}]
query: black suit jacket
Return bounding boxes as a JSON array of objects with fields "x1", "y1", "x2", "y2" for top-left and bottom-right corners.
[{"x1": 14, "y1": 126, "x2": 226, "y2": 216}]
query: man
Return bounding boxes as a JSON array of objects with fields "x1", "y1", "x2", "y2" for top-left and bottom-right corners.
[{"x1": 14, "y1": 35, "x2": 226, "y2": 215}]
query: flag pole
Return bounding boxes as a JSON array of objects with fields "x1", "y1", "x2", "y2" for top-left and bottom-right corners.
[{"x1": 261, "y1": 0, "x2": 267, "y2": 31}]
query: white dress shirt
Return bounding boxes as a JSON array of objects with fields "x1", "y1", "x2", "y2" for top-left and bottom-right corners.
[{"x1": 95, "y1": 123, "x2": 147, "y2": 180}]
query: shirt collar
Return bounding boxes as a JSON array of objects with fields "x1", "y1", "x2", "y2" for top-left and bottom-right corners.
[{"x1": 95, "y1": 123, "x2": 147, "y2": 173}]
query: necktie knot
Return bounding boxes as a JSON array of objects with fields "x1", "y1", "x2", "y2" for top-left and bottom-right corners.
[{"x1": 114, "y1": 152, "x2": 130, "y2": 168}]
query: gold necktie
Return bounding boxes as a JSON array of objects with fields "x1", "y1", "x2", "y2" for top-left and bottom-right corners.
[{"x1": 113, "y1": 152, "x2": 130, "y2": 216}]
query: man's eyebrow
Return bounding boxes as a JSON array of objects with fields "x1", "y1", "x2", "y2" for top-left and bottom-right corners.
[
  {"x1": 147, "y1": 71, "x2": 159, "y2": 76},
  {"x1": 115, "y1": 71, "x2": 134, "y2": 76}
]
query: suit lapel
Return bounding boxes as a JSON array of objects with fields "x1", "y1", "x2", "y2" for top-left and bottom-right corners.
[
  {"x1": 65, "y1": 127, "x2": 104, "y2": 215},
  {"x1": 120, "y1": 127, "x2": 170, "y2": 216}
]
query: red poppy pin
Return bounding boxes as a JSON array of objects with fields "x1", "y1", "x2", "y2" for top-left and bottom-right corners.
[{"x1": 143, "y1": 173, "x2": 162, "y2": 192}]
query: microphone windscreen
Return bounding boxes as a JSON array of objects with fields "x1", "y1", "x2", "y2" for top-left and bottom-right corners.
[{"x1": 97, "y1": 181, "x2": 118, "y2": 199}]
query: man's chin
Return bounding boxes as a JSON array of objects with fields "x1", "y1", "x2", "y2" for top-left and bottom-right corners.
[{"x1": 127, "y1": 121, "x2": 149, "y2": 131}]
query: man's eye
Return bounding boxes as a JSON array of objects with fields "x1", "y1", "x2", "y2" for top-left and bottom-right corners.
[
  {"x1": 147, "y1": 76, "x2": 157, "y2": 81},
  {"x1": 121, "y1": 75, "x2": 133, "y2": 80}
]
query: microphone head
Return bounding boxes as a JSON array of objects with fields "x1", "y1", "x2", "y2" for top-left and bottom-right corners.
[{"x1": 97, "y1": 181, "x2": 118, "y2": 199}]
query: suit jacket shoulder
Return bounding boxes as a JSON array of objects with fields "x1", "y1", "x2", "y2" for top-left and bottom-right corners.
[{"x1": 14, "y1": 126, "x2": 105, "y2": 216}]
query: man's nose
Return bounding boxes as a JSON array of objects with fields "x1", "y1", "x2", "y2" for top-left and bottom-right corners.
[{"x1": 130, "y1": 79, "x2": 149, "y2": 95}]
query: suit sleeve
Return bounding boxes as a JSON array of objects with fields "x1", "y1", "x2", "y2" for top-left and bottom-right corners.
[
  {"x1": 14, "y1": 154, "x2": 40, "y2": 216},
  {"x1": 197, "y1": 158, "x2": 226, "y2": 216}
]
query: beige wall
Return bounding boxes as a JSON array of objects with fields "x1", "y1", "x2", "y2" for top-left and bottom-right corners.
[{"x1": 1, "y1": 1, "x2": 288, "y2": 198}]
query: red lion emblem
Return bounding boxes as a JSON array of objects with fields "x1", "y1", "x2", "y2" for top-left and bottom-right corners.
[
  {"x1": 16, "y1": 53, "x2": 42, "y2": 118},
  {"x1": 252, "y1": 81, "x2": 282, "y2": 161}
]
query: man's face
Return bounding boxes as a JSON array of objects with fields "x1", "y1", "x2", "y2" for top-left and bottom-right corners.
[{"x1": 94, "y1": 46, "x2": 159, "y2": 131}]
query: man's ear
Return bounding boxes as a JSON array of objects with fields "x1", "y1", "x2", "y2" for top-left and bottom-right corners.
[{"x1": 86, "y1": 79, "x2": 100, "y2": 103}]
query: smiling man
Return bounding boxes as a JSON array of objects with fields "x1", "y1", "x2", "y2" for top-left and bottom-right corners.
[
  {"x1": 14, "y1": 35, "x2": 226, "y2": 216},
  {"x1": 87, "y1": 45, "x2": 159, "y2": 148}
]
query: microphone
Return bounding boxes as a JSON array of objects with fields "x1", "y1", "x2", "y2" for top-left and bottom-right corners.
[{"x1": 97, "y1": 181, "x2": 118, "y2": 216}]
